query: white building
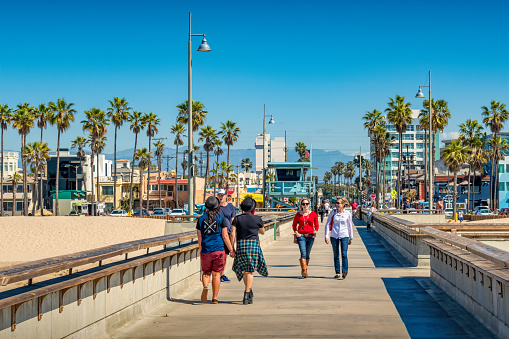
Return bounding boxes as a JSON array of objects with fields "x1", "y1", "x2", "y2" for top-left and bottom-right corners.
[
  {"x1": 83, "y1": 154, "x2": 113, "y2": 190},
  {"x1": 116, "y1": 159, "x2": 131, "y2": 169},
  {"x1": 370, "y1": 109, "x2": 439, "y2": 184},
  {"x1": 1, "y1": 151, "x2": 19, "y2": 179},
  {"x1": 255, "y1": 134, "x2": 286, "y2": 174}
]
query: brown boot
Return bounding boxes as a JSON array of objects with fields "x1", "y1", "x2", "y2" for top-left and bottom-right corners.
[{"x1": 299, "y1": 259, "x2": 308, "y2": 278}]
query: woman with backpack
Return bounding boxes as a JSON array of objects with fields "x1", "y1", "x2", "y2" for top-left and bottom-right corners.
[
  {"x1": 196, "y1": 196, "x2": 235, "y2": 304},
  {"x1": 325, "y1": 197, "x2": 353, "y2": 279},
  {"x1": 292, "y1": 198, "x2": 320, "y2": 278}
]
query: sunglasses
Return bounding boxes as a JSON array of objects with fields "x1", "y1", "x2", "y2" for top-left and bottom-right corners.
[{"x1": 301, "y1": 203, "x2": 310, "y2": 206}]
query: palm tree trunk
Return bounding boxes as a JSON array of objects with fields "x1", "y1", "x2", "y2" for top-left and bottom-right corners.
[
  {"x1": 375, "y1": 155, "x2": 380, "y2": 208},
  {"x1": 226, "y1": 145, "x2": 231, "y2": 185},
  {"x1": 39, "y1": 166, "x2": 44, "y2": 216},
  {"x1": 158, "y1": 157, "x2": 162, "y2": 208},
  {"x1": 472, "y1": 170, "x2": 476, "y2": 211},
  {"x1": 203, "y1": 150, "x2": 210, "y2": 203},
  {"x1": 139, "y1": 167, "x2": 143, "y2": 214},
  {"x1": 494, "y1": 159, "x2": 499, "y2": 212},
  {"x1": 96, "y1": 153, "x2": 100, "y2": 215},
  {"x1": 146, "y1": 136, "x2": 152, "y2": 213},
  {"x1": 1, "y1": 128, "x2": 4, "y2": 216},
  {"x1": 467, "y1": 166, "x2": 471, "y2": 212},
  {"x1": 32, "y1": 174, "x2": 37, "y2": 216},
  {"x1": 55, "y1": 132, "x2": 61, "y2": 216},
  {"x1": 23, "y1": 134, "x2": 27, "y2": 216},
  {"x1": 90, "y1": 149, "x2": 95, "y2": 215},
  {"x1": 397, "y1": 132, "x2": 402, "y2": 210},
  {"x1": 175, "y1": 144, "x2": 179, "y2": 208},
  {"x1": 12, "y1": 187, "x2": 16, "y2": 216},
  {"x1": 453, "y1": 171, "x2": 458, "y2": 218},
  {"x1": 129, "y1": 134, "x2": 138, "y2": 213},
  {"x1": 383, "y1": 156, "x2": 387, "y2": 208},
  {"x1": 490, "y1": 153, "x2": 494, "y2": 211},
  {"x1": 113, "y1": 126, "x2": 118, "y2": 210}
]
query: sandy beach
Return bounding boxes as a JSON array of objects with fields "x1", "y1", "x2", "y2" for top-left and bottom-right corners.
[{"x1": 0, "y1": 216, "x2": 167, "y2": 265}]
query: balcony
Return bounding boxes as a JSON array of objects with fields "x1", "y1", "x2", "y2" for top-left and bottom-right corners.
[{"x1": 266, "y1": 181, "x2": 314, "y2": 197}]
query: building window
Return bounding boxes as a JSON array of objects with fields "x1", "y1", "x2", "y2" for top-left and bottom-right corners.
[
  {"x1": 402, "y1": 134, "x2": 414, "y2": 140},
  {"x1": 417, "y1": 152, "x2": 424, "y2": 158},
  {"x1": 403, "y1": 143, "x2": 414, "y2": 149},
  {"x1": 500, "y1": 182, "x2": 506, "y2": 191},
  {"x1": 417, "y1": 161, "x2": 424, "y2": 165},
  {"x1": 392, "y1": 152, "x2": 399, "y2": 158},
  {"x1": 386, "y1": 125, "x2": 396, "y2": 131},
  {"x1": 499, "y1": 164, "x2": 505, "y2": 174},
  {"x1": 102, "y1": 186, "x2": 113, "y2": 196},
  {"x1": 416, "y1": 134, "x2": 425, "y2": 140},
  {"x1": 3, "y1": 202, "x2": 12, "y2": 211},
  {"x1": 416, "y1": 143, "x2": 424, "y2": 149},
  {"x1": 16, "y1": 201, "x2": 23, "y2": 211},
  {"x1": 506, "y1": 164, "x2": 509, "y2": 173}
]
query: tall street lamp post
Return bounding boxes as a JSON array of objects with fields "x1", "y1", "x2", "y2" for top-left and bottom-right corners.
[
  {"x1": 187, "y1": 12, "x2": 211, "y2": 215},
  {"x1": 415, "y1": 71, "x2": 433, "y2": 212},
  {"x1": 262, "y1": 104, "x2": 275, "y2": 209}
]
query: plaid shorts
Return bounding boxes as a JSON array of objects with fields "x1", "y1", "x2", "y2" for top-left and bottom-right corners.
[{"x1": 232, "y1": 239, "x2": 268, "y2": 281}]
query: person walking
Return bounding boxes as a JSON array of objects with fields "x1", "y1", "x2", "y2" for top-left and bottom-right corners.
[
  {"x1": 325, "y1": 197, "x2": 354, "y2": 279},
  {"x1": 402, "y1": 198, "x2": 411, "y2": 214},
  {"x1": 366, "y1": 205, "x2": 376, "y2": 231},
  {"x1": 196, "y1": 196, "x2": 235, "y2": 304},
  {"x1": 217, "y1": 188, "x2": 236, "y2": 283},
  {"x1": 351, "y1": 200, "x2": 359, "y2": 218},
  {"x1": 230, "y1": 197, "x2": 268, "y2": 304},
  {"x1": 324, "y1": 200, "x2": 330, "y2": 216},
  {"x1": 292, "y1": 198, "x2": 319, "y2": 278},
  {"x1": 458, "y1": 209, "x2": 464, "y2": 222},
  {"x1": 318, "y1": 200, "x2": 327, "y2": 222}
]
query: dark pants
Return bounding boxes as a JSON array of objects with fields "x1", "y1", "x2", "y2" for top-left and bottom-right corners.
[
  {"x1": 319, "y1": 212, "x2": 325, "y2": 222},
  {"x1": 331, "y1": 237, "x2": 349, "y2": 274},
  {"x1": 297, "y1": 236, "x2": 315, "y2": 259}
]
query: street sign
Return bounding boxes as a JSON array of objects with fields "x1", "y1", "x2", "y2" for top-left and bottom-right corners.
[{"x1": 370, "y1": 193, "x2": 376, "y2": 198}]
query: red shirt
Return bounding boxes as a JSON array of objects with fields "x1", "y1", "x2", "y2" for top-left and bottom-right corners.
[
  {"x1": 292, "y1": 211, "x2": 319, "y2": 234},
  {"x1": 351, "y1": 202, "x2": 358, "y2": 210}
]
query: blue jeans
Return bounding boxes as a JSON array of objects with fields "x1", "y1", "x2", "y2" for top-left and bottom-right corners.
[
  {"x1": 331, "y1": 237, "x2": 349, "y2": 274},
  {"x1": 296, "y1": 236, "x2": 315, "y2": 259}
]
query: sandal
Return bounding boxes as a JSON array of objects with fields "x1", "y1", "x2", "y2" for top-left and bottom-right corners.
[{"x1": 211, "y1": 299, "x2": 219, "y2": 304}]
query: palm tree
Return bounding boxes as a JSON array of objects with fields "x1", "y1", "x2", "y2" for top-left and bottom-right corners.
[
  {"x1": 128, "y1": 111, "x2": 146, "y2": 213},
  {"x1": 295, "y1": 142, "x2": 308, "y2": 160},
  {"x1": 12, "y1": 103, "x2": 36, "y2": 216},
  {"x1": 181, "y1": 159, "x2": 188, "y2": 174},
  {"x1": 482, "y1": 100, "x2": 509, "y2": 210},
  {"x1": 487, "y1": 136, "x2": 509, "y2": 211},
  {"x1": 418, "y1": 109, "x2": 429, "y2": 200},
  {"x1": 220, "y1": 119, "x2": 240, "y2": 167},
  {"x1": 134, "y1": 148, "x2": 152, "y2": 213},
  {"x1": 213, "y1": 139, "x2": 224, "y2": 195},
  {"x1": 363, "y1": 109, "x2": 385, "y2": 202},
  {"x1": 171, "y1": 123, "x2": 186, "y2": 208},
  {"x1": 36, "y1": 103, "x2": 50, "y2": 143},
  {"x1": 81, "y1": 108, "x2": 109, "y2": 215},
  {"x1": 142, "y1": 112, "x2": 160, "y2": 212},
  {"x1": 470, "y1": 147, "x2": 488, "y2": 211},
  {"x1": 442, "y1": 140, "x2": 470, "y2": 218},
  {"x1": 198, "y1": 125, "x2": 218, "y2": 202},
  {"x1": 330, "y1": 164, "x2": 338, "y2": 196},
  {"x1": 10, "y1": 172, "x2": 22, "y2": 216},
  {"x1": 71, "y1": 136, "x2": 89, "y2": 192},
  {"x1": 216, "y1": 161, "x2": 234, "y2": 189},
  {"x1": 0, "y1": 104, "x2": 12, "y2": 216},
  {"x1": 458, "y1": 119, "x2": 484, "y2": 211},
  {"x1": 153, "y1": 140, "x2": 165, "y2": 208},
  {"x1": 386, "y1": 95, "x2": 412, "y2": 209},
  {"x1": 176, "y1": 100, "x2": 208, "y2": 132},
  {"x1": 92, "y1": 135, "x2": 107, "y2": 209},
  {"x1": 107, "y1": 97, "x2": 131, "y2": 210},
  {"x1": 241, "y1": 158, "x2": 253, "y2": 173},
  {"x1": 49, "y1": 98, "x2": 77, "y2": 216},
  {"x1": 323, "y1": 171, "x2": 332, "y2": 184},
  {"x1": 24, "y1": 141, "x2": 50, "y2": 216}
]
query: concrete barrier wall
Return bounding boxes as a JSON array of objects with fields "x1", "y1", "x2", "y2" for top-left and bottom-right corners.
[
  {"x1": 391, "y1": 214, "x2": 446, "y2": 224},
  {"x1": 0, "y1": 218, "x2": 294, "y2": 339},
  {"x1": 425, "y1": 237, "x2": 509, "y2": 337},
  {"x1": 360, "y1": 211, "x2": 429, "y2": 266}
]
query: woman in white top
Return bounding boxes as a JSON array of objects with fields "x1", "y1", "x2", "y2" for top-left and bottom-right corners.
[{"x1": 325, "y1": 197, "x2": 353, "y2": 279}]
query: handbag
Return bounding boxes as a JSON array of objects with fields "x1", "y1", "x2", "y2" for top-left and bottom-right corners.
[{"x1": 293, "y1": 234, "x2": 298, "y2": 244}]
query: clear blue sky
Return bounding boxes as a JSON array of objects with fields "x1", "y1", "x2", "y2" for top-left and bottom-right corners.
[{"x1": 1, "y1": 0, "x2": 508, "y2": 160}]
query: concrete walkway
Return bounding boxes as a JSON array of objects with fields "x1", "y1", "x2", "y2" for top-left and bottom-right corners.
[{"x1": 112, "y1": 220, "x2": 494, "y2": 338}]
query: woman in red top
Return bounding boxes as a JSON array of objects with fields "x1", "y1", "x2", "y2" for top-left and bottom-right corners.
[{"x1": 292, "y1": 198, "x2": 319, "y2": 278}]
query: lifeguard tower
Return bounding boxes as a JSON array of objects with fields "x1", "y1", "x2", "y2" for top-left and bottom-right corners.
[{"x1": 266, "y1": 162, "x2": 315, "y2": 208}]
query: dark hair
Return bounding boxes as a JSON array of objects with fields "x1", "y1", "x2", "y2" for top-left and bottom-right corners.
[{"x1": 205, "y1": 206, "x2": 221, "y2": 224}]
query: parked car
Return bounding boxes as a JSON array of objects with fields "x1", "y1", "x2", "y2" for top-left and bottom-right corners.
[
  {"x1": 477, "y1": 208, "x2": 493, "y2": 215},
  {"x1": 169, "y1": 209, "x2": 186, "y2": 216},
  {"x1": 499, "y1": 208, "x2": 509, "y2": 216},
  {"x1": 110, "y1": 209, "x2": 128, "y2": 217},
  {"x1": 472, "y1": 206, "x2": 490, "y2": 215},
  {"x1": 151, "y1": 208, "x2": 166, "y2": 217},
  {"x1": 69, "y1": 210, "x2": 80, "y2": 216},
  {"x1": 132, "y1": 208, "x2": 149, "y2": 217}
]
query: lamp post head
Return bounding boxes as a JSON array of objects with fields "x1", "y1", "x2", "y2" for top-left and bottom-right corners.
[
  {"x1": 415, "y1": 87, "x2": 425, "y2": 98},
  {"x1": 197, "y1": 38, "x2": 211, "y2": 52},
  {"x1": 268, "y1": 116, "x2": 275, "y2": 125}
]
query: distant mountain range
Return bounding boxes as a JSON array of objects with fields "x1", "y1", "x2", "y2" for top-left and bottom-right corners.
[{"x1": 104, "y1": 147, "x2": 355, "y2": 181}]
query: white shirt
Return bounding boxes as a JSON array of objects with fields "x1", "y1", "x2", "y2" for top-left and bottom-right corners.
[
  {"x1": 324, "y1": 203, "x2": 330, "y2": 211},
  {"x1": 325, "y1": 209, "x2": 354, "y2": 240}
]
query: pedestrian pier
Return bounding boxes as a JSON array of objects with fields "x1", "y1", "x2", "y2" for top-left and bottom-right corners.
[{"x1": 0, "y1": 212, "x2": 506, "y2": 338}]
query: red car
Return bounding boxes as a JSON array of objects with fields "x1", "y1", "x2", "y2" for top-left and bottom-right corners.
[{"x1": 500, "y1": 208, "x2": 509, "y2": 216}]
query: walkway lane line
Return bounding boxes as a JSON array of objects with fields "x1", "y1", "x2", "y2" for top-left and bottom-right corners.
[{"x1": 111, "y1": 219, "x2": 490, "y2": 338}]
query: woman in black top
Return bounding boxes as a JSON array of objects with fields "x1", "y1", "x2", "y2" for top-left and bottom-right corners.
[{"x1": 230, "y1": 197, "x2": 268, "y2": 305}]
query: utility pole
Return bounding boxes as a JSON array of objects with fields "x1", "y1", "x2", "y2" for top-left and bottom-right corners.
[
  {"x1": 236, "y1": 165, "x2": 240, "y2": 207},
  {"x1": 284, "y1": 130, "x2": 287, "y2": 162},
  {"x1": 199, "y1": 152, "x2": 204, "y2": 178},
  {"x1": 359, "y1": 146, "x2": 362, "y2": 207}
]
